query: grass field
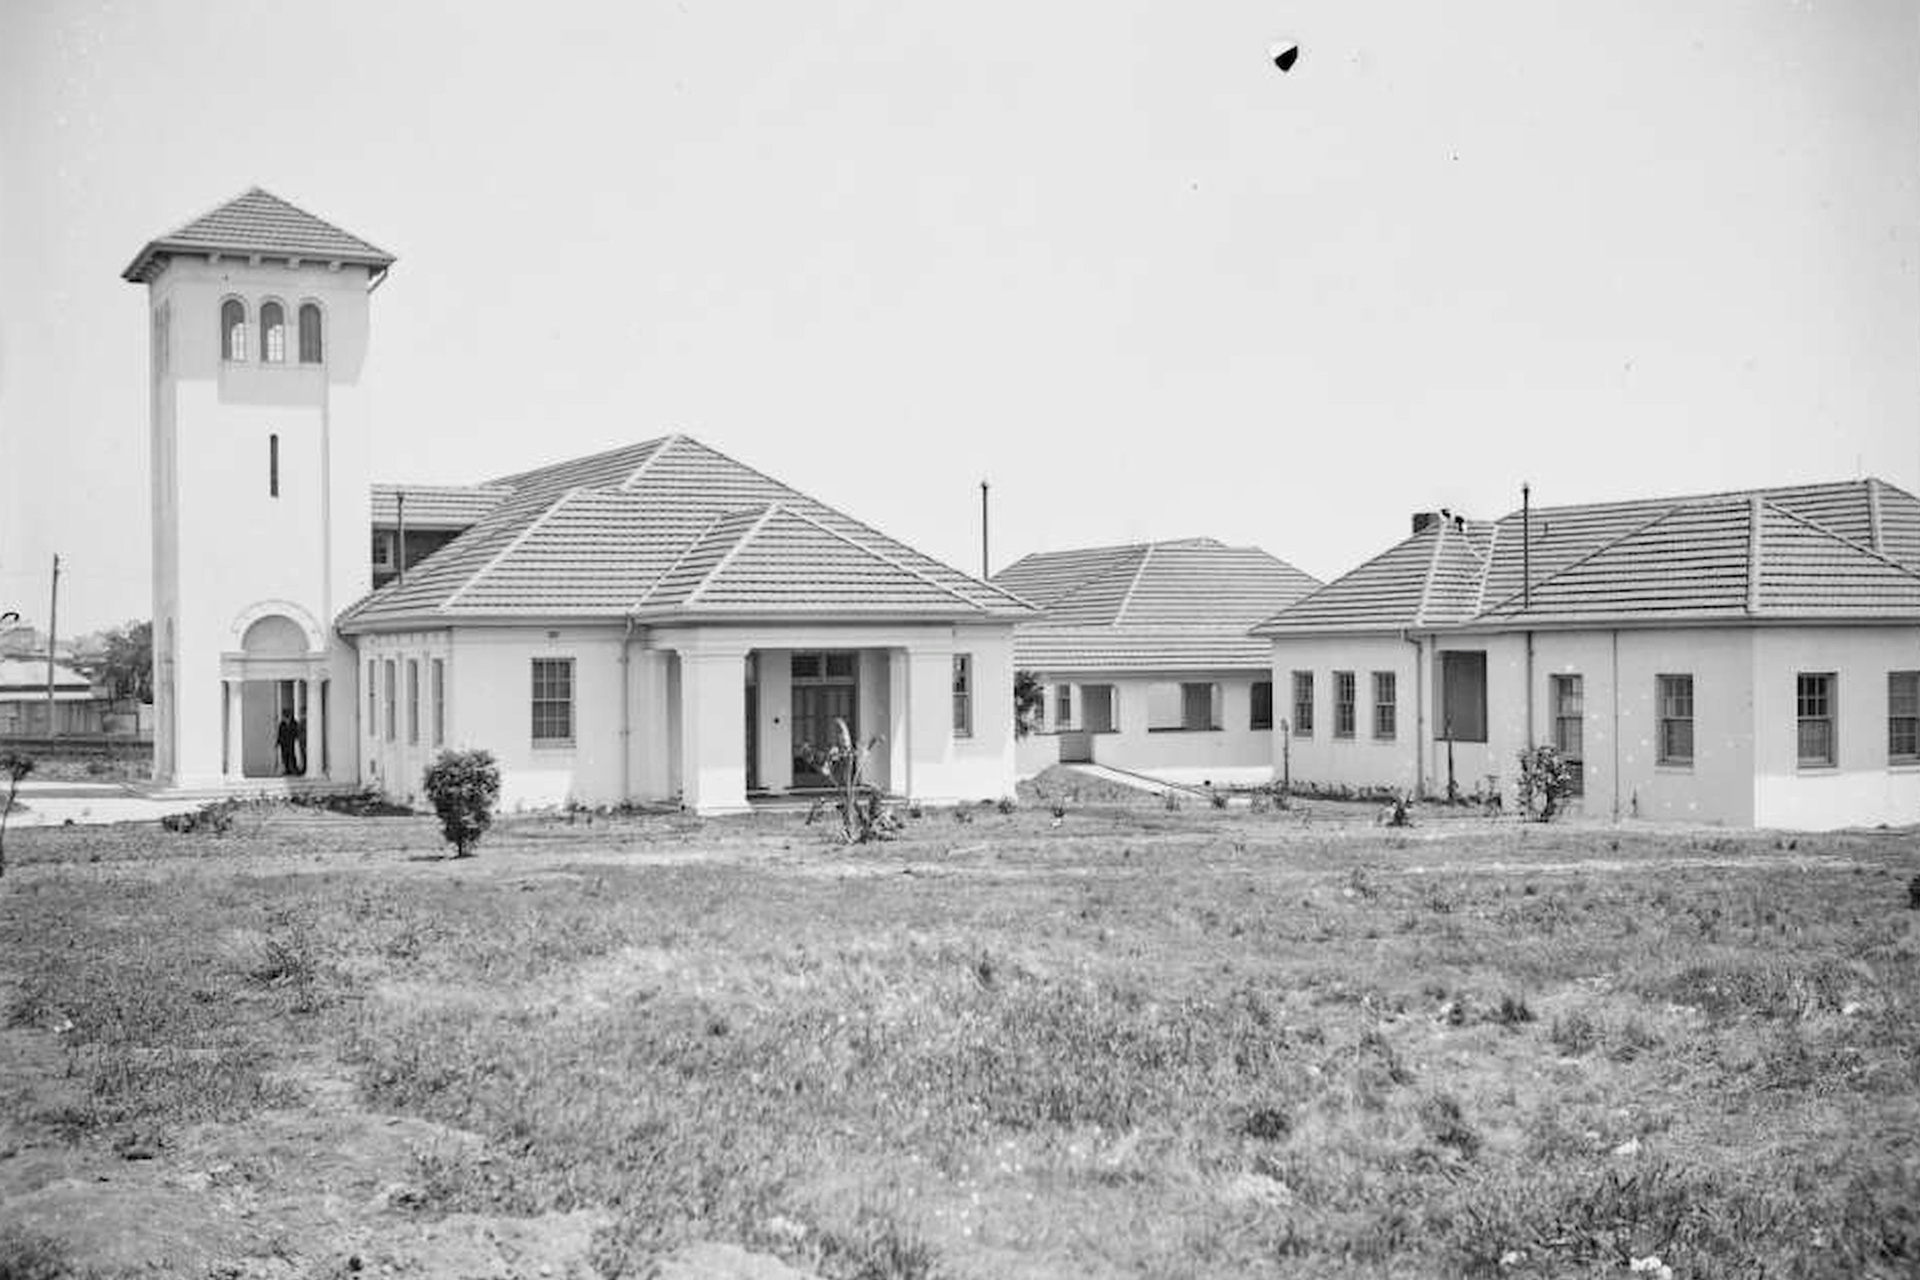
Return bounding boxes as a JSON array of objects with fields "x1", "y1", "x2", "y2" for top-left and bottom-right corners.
[{"x1": 1, "y1": 795, "x2": 1916, "y2": 1279}]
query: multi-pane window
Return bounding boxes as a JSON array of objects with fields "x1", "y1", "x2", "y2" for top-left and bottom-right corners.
[
  {"x1": 1149, "y1": 681, "x2": 1218, "y2": 730},
  {"x1": 1552, "y1": 674, "x2": 1584, "y2": 795},
  {"x1": 1373, "y1": 671, "x2": 1397, "y2": 740},
  {"x1": 431, "y1": 658, "x2": 446, "y2": 747},
  {"x1": 298, "y1": 303, "x2": 323, "y2": 363},
  {"x1": 532, "y1": 658, "x2": 574, "y2": 744},
  {"x1": 1439, "y1": 651, "x2": 1488, "y2": 742},
  {"x1": 1054, "y1": 683, "x2": 1072, "y2": 730},
  {"x1": 372, "y1": 532, "x2": 394, "y2": 569},
  {"x1": 1657, "y1": 674, "x2": 1693, "y2": 765},
  {"x1": 260, "y1": 301, "x2": 286, "y2": 362},
  {"x1": 1292, "y1": 671, "x2": 1314, "y2": 736},
  {"x1": 221, "y1": 298, "x2": 246, "y2": 361},
  {"x1": 406, "y1": 659, "x2": 420, "y2": 745},
  {"x1": 383, "y1": 659, "x2": 397, "y2": 742},
  {"x1": 1891, "y1": 672, "x2": 1920, "y2": 764},
  {"x1": 1333, "y1": 671, "x2": 1356, "y2": 738},
  {"x1": 952, "y1": 654, "x2": 973, "y2": 737},
  {"x1": 1796, "y1": 673, "x2": 1834, "y2": 767},
  {"x1": 1250, "y1": 680, "x2": 1274, "y2": 730}
]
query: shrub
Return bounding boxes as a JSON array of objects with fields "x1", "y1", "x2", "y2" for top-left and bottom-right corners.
[
  {"x1": 160, "y1": 797, "x2": 240, "y2": 835},
  {"x1": 996, "y1": 795, "x2": 1017, "y2": 815},
  {"x1": 1515, "y1": 745, "x2": 1574, "y2": 822},
  {"x1": 799, "y1": 719, "x2": 898, "y2": 844},
  {"x1": 1208, "y1": 787, "x2": 1229, "y2": 809},
  {"x1": 421, "y1": 749, "x2": 502, "y2": 858},
  {"x1": 1013, "y1": 669, "x2": 1045, "y2": 738},
  {"x1": 0, "y1": 749, "x2": 32, "y2": 876}
]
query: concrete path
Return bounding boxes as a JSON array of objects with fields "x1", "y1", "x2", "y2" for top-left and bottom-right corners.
[{"x1": 2, "y1": 781, "x2": 201, "y2": 828}]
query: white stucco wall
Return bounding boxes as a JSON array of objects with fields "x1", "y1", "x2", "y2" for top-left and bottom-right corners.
[
  {"x1": 146, "y1": 256, "x2": 375, "y2": 789},
  {"x1": 1019, "y1": 670, "x2": 1276, "y2": 786},
  {"x1": 1269, "y1": 638, "x2": 1424, "y2": 794},
  {"x1": 1750, "y1": 625, "x2": 1920, "y2": 829}
]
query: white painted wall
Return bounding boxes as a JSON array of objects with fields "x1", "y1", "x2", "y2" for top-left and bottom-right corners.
[
  {"x1": 1020, "y1": 669, "x2": 1276, "y2": 786},
  {"x1": 1268, "y1": 638, "x2": 1424, "y2": 793},
  {"x1": 145, "y1": 256, "x2": 375, "y2": 789},
  {"x1": 1750, "y1": 625, "x2": 1920, "y2": 829}
]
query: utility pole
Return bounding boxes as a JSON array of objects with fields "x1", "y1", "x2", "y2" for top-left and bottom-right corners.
[
  {"x1": 980, "y1": 480, "x2": 989, "y2": 579},
  {"x1": 45, "y1": 553, "x2": 60, "y2": 740}
]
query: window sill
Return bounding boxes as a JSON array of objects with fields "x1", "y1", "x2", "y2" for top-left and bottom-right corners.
[
  {"x1": 1655, "y1": 762, "x2": 1693, "y2": 772},
  {"x1": 1250, "y1": 724, "x2": 1274, "y2": 733},
  {"x1": 1372, "y1": 735, "x2": 1398, "y2": 743},
  {"x1": 1147, "y1": 727, "x2": 1221, "y2": 734},
  {"x1": 532, "y1": 740, "x2": 576, "y2": 751},
  {"x1": 1888, "y1": 760, "x2": 1920, "y2": 772},
  {"x1": 1795, "y1": 763, "x2": 1838, "y2": 774}
]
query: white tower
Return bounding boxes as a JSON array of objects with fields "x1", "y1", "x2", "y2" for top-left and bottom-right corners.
[{"x1": 123, "y1": 189, "x2": 393, "y2": 790}]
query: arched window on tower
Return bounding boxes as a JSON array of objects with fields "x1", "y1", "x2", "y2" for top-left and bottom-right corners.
[
  {"x1": 298, "y1": 303, "x2": 323, "y2": 364},
  {"x1": 261, "y1": 301, "x2": 286, "y2": 363},
  {"x1": 221, "y1": 299, "x2": 247, "y2": 362}
]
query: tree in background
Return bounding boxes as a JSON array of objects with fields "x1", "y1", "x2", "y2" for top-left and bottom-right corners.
[
  {"x1": 1014, "y1": 670, "x2": 1044, "y2": 739},
  {"x1": 79, "y1": 620, "x2": 152, "y2": 703}
]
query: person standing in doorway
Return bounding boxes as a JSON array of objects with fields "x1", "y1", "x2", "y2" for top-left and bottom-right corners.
[{"x1": 276, "y1": 709, "x2": 300, "y2": 776}]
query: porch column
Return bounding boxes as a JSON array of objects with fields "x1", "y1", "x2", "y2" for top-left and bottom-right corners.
[
  {"x1": 888, "y1": 648, "x2": 911, "y2": 799},
  {"x1": 223, "y1": 678, "x2": 243, "y2": 780},
  {"x1": 315, "y1": 678, "x2": 329, "y2": 778},
  {"x1": 904, "y1": 644, "x2": 955, "y2": 802},
  {"x1": 677, "y1": 644, "x2": 750, "y2": 815}
]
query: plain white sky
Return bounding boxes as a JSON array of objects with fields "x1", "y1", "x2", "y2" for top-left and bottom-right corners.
[{"x1": 2, "y1": 0, "x2": 1915, "y2": 634}]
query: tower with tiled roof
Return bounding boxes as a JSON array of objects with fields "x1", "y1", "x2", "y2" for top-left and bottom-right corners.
[{"x1": 126, "y1": 189, "x2": 394, "y2": 790}]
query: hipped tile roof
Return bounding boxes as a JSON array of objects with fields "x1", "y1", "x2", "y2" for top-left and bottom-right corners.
[
  {"x1": 1254, "y1": 479, "x2": 1920, "y2": 634},
  {"x1": 123, "y1": 188, "x2": 394, "y2": 283},
  {"x1": 338, "y1": 435, "x2": 1033, "y2": 630},
  {"x1": 994, "y1": 539, "x2": 1320, "y2": 671}
]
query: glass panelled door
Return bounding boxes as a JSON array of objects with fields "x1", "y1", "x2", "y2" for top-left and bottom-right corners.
[{"x1": 790, "y1": 651, "x2": 857, "y2": 788}]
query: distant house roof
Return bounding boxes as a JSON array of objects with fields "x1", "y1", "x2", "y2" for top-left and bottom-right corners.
[
  {"x1": 371, "y1": 484, "x2": 514, "y2": 529},
  {"x1": 1254, "y1": 478, "x2": 1920, "y2": 634},
  {"x1": 0, "y1": 657, "x2": 95, "y2": 701},
  {"x1": 995, "y1": 539, "x2": 1321, "y2": 671},
  {"x1": 122, "y1": 188, "x2": 395, "y2": 283},
  {"x1": 338, "y1": 435, "x2": 1036, "y2": 630}
]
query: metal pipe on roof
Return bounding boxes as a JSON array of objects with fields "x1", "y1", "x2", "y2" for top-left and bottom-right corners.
[{"x1": 396, "y1": 492, "x2": 407, "y2": 585}]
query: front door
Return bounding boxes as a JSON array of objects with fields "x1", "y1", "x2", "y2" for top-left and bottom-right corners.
[{"x1": 790, "y1": 651, "x2": 858, "y2": 788}]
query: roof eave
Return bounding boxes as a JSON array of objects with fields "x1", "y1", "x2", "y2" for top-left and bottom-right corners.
[{"x1": 121, "y1": 241, "x2": 397, "y2": 285}]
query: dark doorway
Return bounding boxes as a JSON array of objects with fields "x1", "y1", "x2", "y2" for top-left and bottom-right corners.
[{"x1": 790, "y1": 650, "x2": 857, "y2": 788}]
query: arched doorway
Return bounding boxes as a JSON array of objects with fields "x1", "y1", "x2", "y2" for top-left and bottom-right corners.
[{"x1": 221, "y1": 609, "x2": 330, "y2": 781}]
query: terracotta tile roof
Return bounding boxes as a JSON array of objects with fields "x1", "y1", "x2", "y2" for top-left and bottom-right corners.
[
  {"x1": 1012, "y1": 627, "x2": 1278, "y2": 672},
  {"x1": 1256, "y1": 479, "x2": 1920, "y2": 634},
  {"x1": 995, "y1": 539, "x2": 1319, "y2": 671},
  {"x1": 370, "y1": 484, "x2": 513, "y2": 528},
  {"x1": 337, "y1": 435, "x2": 1034, "y2": 629},
  {"x1": 123, "y1": 188, "x2": 394, "y2": 283}
]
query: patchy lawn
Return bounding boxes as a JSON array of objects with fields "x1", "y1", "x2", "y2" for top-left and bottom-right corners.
[{"x1": 1, "y1": 801, "x2": 1917, "y2": 1279}]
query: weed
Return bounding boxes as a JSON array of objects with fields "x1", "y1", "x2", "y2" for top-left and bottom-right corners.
[
  {"x1": 1209, "y1": 788, "x2": 1229, "y2": 810},
  {"x1": 0, "y1": 1224, "x2": 76, "y2": 1280},
  {"x1": 1242, "y1": 1106, "x2": 1293, "y2": 1141},
  {"x1": 160, "y1": 797, "x2": 241, "y2": 835},
  {"x1": 1162, "y1": 790, "x2": 1183, "y2": 812},
  {"x1": 996, "y1": 795, "x2": 1017, "y2": 815},
  {"x1": 1551, "y1": 1010, "x2": 1600, "y2": 1056},
  {"x1": 1420, "y1": 1091, "x2": 1482, "y2": 1158},
  {"x1": 1494, "y1": 994, "x2": 1535, "y2": 1027}
]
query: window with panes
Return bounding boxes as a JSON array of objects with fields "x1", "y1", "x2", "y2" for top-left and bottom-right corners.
[
  {"x1": 531, "y1": 658, "x2": 575, "y2": 745},
  {"x1": 1891, "y1": 671, "x2": 1919, "y2": 763},
  {"x1": 1292, "y1": 671, "x2": 1313, "y2": 736},
  {"x1": 1372, "y1": 671, "x2": 1396, "y2": 740},
  {"x1": 1552, "y1": 674, "x2": 1584, "y2": 794},
  {"x1": 1796, "y1": 673, "x2": 1834, "y2": 767},
  {"x1": 1657, "y1": 674, "x2": 1693, "y2": 765}
]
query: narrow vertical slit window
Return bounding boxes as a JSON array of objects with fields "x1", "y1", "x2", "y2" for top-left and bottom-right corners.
[
  {"x1": 432, "y1": 658, "x2": 446, "y2": 747},
  {"x1": 406, "y1": 659, "x2": 420, "y2": 745}
]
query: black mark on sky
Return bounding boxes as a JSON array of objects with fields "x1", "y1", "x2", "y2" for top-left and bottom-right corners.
[{"x1": 1273, "y1": 45, "x2": 1299, "y2": 72}]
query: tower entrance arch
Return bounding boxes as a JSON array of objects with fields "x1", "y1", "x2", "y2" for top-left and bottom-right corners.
[{"x1": 221, "y1": 611, "x2": 333, "y2": 781}]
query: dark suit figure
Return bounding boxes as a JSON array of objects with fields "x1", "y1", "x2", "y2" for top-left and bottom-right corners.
[{"x1": 276, "y1": 710, "x2": 301, "y2": 776}]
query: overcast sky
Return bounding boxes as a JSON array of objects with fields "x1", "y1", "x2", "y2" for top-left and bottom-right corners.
[{"x1": 2, "y1": 0, "x2": 1915, "y2": 634}]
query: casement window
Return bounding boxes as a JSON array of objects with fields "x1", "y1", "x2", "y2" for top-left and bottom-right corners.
[
  {"x1": 1292, "y1": 671, "x2": 1314, "y2": 736},
  {"x1": 221, "y1": 298, "x2": 247, "y2": 361},
  {"x1": 269, "y1": 434, "x2": 280, "y2": 497},
  {"x1": 952, "y1": 654, "x2": 973, "y2": 737},
  {"x1": 1053, "y1": 683, "x2": 1072, "y2": 730},
  {"x1": 1438, "y1": 651, "x2": 1488, "y2": 742},
  {"x1": 1891, "y1": 671, "x2": 1919, "y2": 763},
  {"x1": 1333, "y1": 671, "x2": 1356, "y2": 738},
  {"x1": 366, "y1": 659, "x2": 376, "y2": 729},
  {"x1": 1373, "y1": 671, "x2": 1397, "y2": 740},
  {"x1": 406, "y1": 659, "x2": 420, "y2": 745},
  {"x1": 1149, "y1": 682, "x2": 1220, "y2": 731},
  {"x1": 531, "y1": 658, "x2": 575, "y2": 745},
  {"x1": 372, "y1": 532, "x2": 394, "y2": 570},
  {"x1": 260, "y1": 300, "x2": 286, "y2": 363},
  {"x1": 1657, "y1": 674, "x2": 1693, "y2": 766},
  {"x1": 431, "y1": 658, "x2": 446, "y2": 747},
  {"x1": 1796, "y1": 673, "x2": 1835, "y2": 768},
  {"x1": 1250, "y1": 680, "x2": 1274, "y2": 730},
  {"x1": 1081, "y1": 683, "x2": 1117, "y2": 733},
  {"x1": 383, "y1": 659, "x2": 396, "y2": 742},
  {"x1": 297, "y1": 303, "x2": 323, "y2": 363},
  {"x1": 1552, "y1": 674, "x2": 1584, "y2": 795}
]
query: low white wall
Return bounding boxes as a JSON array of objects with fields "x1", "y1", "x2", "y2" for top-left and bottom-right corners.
[{"x1": 1025, "y1": 669, "x2": 1275, "y2": 786}]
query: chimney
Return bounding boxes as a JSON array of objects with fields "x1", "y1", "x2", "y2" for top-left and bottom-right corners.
[{"x1": 1411, "y1": 511, "x2": 1442, "y2": 535}]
